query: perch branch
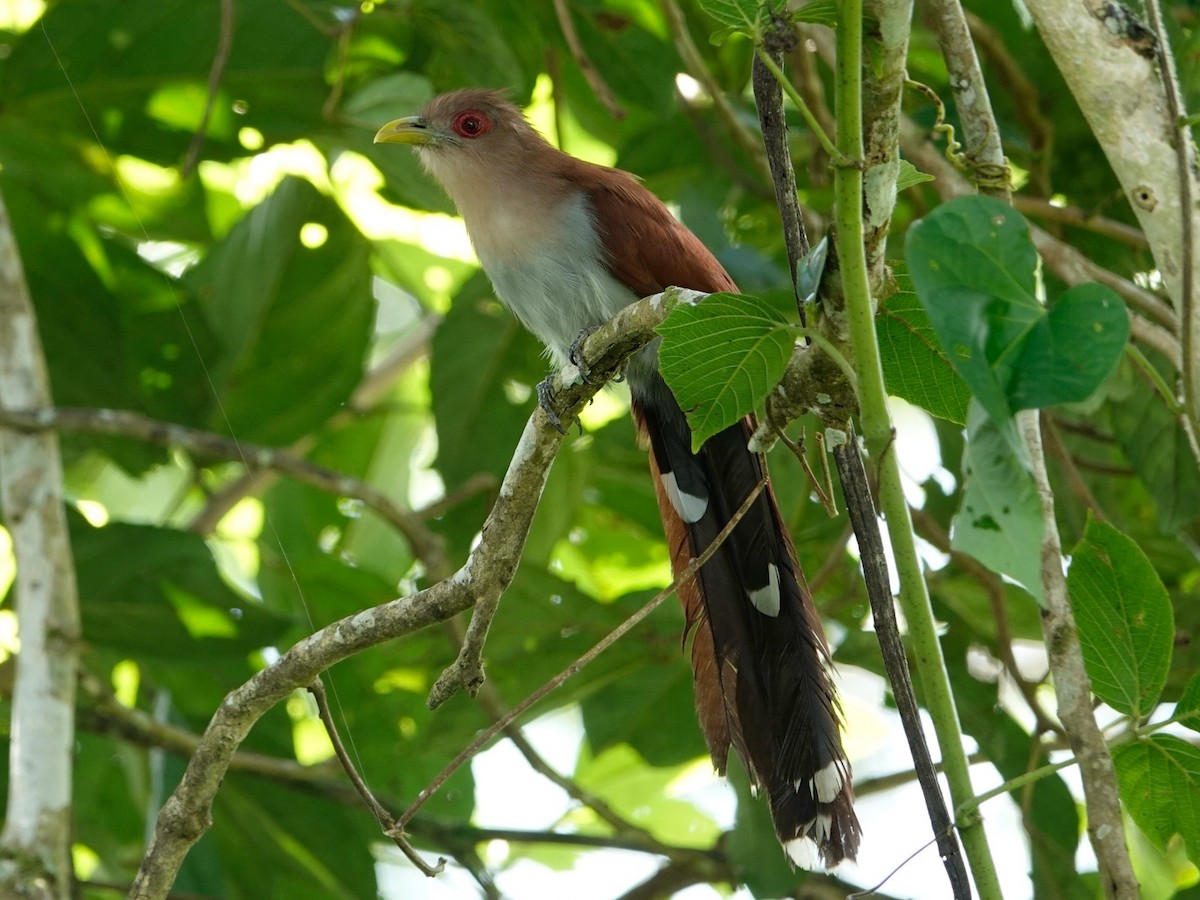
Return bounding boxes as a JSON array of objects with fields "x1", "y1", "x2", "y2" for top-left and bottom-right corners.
[
  {"x1": 127, "y1": 288, "x2": 687, "y2": 900},
  {"x1": 400, "y1": 478, "x2": 767, "y2": 829}
]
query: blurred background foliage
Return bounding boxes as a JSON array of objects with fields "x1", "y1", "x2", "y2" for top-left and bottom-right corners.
[{"x1": 0, "y1": 0, "x2": 1198, "y2": 897}]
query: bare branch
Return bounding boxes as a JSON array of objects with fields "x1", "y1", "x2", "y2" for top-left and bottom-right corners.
[
  {"x1": 1023, "y1": 0, "x2": 1200, "y2": 463},
  {"x1": 402, "y1": 478, "x2": 767, "y2": 829},
  {"x1": 189, "y1": 315, "x2": 439, "y2": 536},
  {"x1": 0, "y1": 405, "x2": 449, "y2": 573},
  {"x1": 308, "y1": 679, "x2": 445, "y2": 876},
  {"x1": 552, "y1": 0, "x2": 626, "y2": 120},
  {"x1": 180, "y1": 0, "x2": 234, "y2": 178},
  {"x1": 128, "y1": 288, "x2": 681, "y2": 900},
  {"x1": 0, "y1": 191, "x2": 80, "y2": 900},
  {"x1": 925, "y1": 3, "x2": 1140, "y2": 893}
]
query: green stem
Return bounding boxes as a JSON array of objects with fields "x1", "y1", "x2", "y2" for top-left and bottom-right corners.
[
  {"x1": 955, "y1": 757, "x2": 1076, "y2": 820},
  {"x1": 1126, "y1": 343, "x2": 1186, "y2": 414},
  {"x1": 755, "y1": 48, "x2": 850, "y2": 167},
  {"x1": 831, "y1": 5, "x2": 1003, "y2": 898}
]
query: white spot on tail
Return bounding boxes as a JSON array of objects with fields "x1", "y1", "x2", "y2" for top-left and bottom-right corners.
[
  {"x1": 784, "y1": 835, "x2": 819, "y2": 869},
  {"x1": 813, "y1": 760, "x2": 846, "y2": 803},
  {"x1": 749, "y1": 563, "x2": 780, "y2": 617},
  {"x1": 814, "y1": 812, "x2": 833, "y2": 844},
  {"x1": 661, "y1": 471, "x2": 707, "y2": 523}
]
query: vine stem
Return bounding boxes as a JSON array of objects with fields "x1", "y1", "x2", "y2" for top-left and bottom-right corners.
[{"x1": 831, "y1": 5, "x2": 1003, "y2": 897}]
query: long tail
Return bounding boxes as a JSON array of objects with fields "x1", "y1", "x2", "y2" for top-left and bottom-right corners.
[{"x1": 630, "y1": 372, "x2": 860, "y2": 866}]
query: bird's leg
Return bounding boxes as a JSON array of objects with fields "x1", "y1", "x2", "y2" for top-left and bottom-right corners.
[
  {"x1": 536, "y1": 376, "x2": 567, "y2": 434},
  {"x1": 567, "y1": 326, "x2": 600, "y2": 384}
]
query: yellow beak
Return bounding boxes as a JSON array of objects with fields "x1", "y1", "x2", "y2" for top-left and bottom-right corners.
[{"x1": 373, "y1": 116, "x2": 434, "y2": 145}]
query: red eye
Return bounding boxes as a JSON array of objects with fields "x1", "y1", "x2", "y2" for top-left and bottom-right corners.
[{"x1": 452, "y1": 109, "x2": 491, "y2": 138}]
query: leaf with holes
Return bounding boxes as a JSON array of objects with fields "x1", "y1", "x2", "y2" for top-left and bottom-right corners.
[
  {"x1": 905, "y1": 195, "x2": 1127, "y2": 429},
  {"x1": 1068, "y1": 518, "x2": 1173, "y2": 717},
  {"x1": 657, "y1": 292, "x2": 793, "y2": 452},
  {"x1": 951, "y1": 401, "x2": 1044, "y2": 602}
]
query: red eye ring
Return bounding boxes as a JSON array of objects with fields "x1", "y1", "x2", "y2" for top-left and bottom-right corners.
[{"x1": 452, "y1": 109, "x2": 492, "y2": 139}]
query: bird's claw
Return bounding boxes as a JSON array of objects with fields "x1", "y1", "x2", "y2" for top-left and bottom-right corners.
[
  {"x1": 536, "y1": 377, "x2": 568, "y2": 434},
  {"x1": 567, "y1": 327, "x2": 600, "y2": 384}
]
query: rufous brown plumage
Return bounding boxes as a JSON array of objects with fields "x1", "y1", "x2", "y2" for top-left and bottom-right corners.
[{"x1": 376, "y1": 88, "x2": 860, "y2": 866}]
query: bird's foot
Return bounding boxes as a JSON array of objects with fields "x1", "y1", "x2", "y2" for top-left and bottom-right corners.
[
  {"x1": 567, "y1": 326, "x2": 600, "y2": 384},
  {"x1": 536, "y1": 376, "x2": 567, "y2": 434}
]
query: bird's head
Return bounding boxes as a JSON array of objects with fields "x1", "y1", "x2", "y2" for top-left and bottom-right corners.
[{"x1": 373, "y1": 89, "x2": 547, "y2": 199}]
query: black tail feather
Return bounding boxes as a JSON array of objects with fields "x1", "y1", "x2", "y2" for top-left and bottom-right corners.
[{"x1": 632, "y1": 373, "x2": 860, "y2": 866}]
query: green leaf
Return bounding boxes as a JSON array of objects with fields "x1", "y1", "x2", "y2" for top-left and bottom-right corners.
[
  {"x1": 905, "y1": 195, "x2": 1128, "y2": 428},
  {"x1": 187, "y1": 177, "x2": 374, "y2": 446},
  {"x1": 214, "y1": 776, "x2": 378, "y2": 900},
  {"x1": 1068, "y1": 519, "x2": 1173, "y2": 717},
  {"x1": 573, "y1": 744, "x2": 719, "y2": 848},
  {"x1": 896, "y1": 158, "x2": 936, "y2": 192},
  {"x1": 877, "y1": 270, "x2": 971, "y2": 424},
  {"x1": 657, "y1": 292, "x2": 793, "y2": 452},
  {"x1": 1007, "y1": 282, "x2": 1129, "y2": 409},
  {"x1": 1177, "y1": 672, "x2": 1200, "y2": 734},
  {"x1": 342, "y1": 72, "x2": 433, "y2": 128},
  {"x1": 791, "y1": 0, "x2": 839, "y2": 27},
  {"x1": 951, "y1": 401, "x2": 1044, "y2": 602},
  {"x1": 72, "y1": 516, "x2": 291, "y2": 660},
  {"x1": 430, "y1": 275, "x2": 546, "y2": 488},
  {"x1": 1114, "y1": 736, "x2": 1200, "y2": 862},
  {"x1": 1109, "y1": 355, "x2": 1200, "y2": 532},
  {"x1": 3, "y1": 0, "x2": 332, "y2": 160},
  {"x1": 697, "y1": 0, "x2": 764, "y2": 30}
]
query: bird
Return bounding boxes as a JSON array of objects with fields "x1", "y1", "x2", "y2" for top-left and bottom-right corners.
[{"x1": 375, "y1": 88, "x2": 859, "y2": 866}]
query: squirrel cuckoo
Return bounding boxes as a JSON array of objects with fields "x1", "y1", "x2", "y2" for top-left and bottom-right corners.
[{"x1": 376, "y1": 89, "x2": 859, "y2": 866}]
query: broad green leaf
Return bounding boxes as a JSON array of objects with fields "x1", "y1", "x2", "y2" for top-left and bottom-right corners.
[
  {"x1": 1177, "y1": 673, "x2": 1200, "y2": 734},
  {"x1": 72, "y1": 516, "x2": 291, "y2": 660},
  {"x1": 574, "y1": 743, "x2": 719, "y2": 848},
  {"x1": 412, "y1": 1, "x2": 525, "y2": 98},
  {"x1": 1068, "y1": 518, "x2": 1173, "y2": 717},
  {"x1": 697, "y1": 0, "x2": 765, "y2": 29},
  {"x1": 581, "y1": 656, "x2": 701, "y2": 767},
  {"x1": 1007, "y1": 282, "x2": 1129, "y2": 409},
  {"x1": 1110, "y1": 356, "x2": 1200, "y2": 532},
  {"x1": 1114, "y1": 736, "x2": 1200, "y2": 862},
  {"x1": 214, "y1": 776, "x2": 379, "y2": 900},
  {"x1": 430, "y1": 274, "x2": 546, "y2": 488},
  {"x1": 3, "y1": 0, "x2": 332, "y2": 160},
  {"x1": 792, "y1": 0, "x2": 839, "y2": 27},
  {"x1": 877, "y1": 271, "x2": 971, "y2": 424},
  {"x1": 657, "y1": 292, "x2": 793, "y2": 452},
  {"x1": 905, "y1": 195, "x2": 1127, "y2": 428},
  {"x1": 951, "y1": 401, "x2": 1044, "y2": 602},
  {"x1": 896, "y1": 158, "x2": 936, "y2": 192},
  {"x1": 341, "y1": 72, "x2": 432, "y2": 129},
  {"x1": 187, "y1": 177, "x2": 373, "y2": 446}
]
